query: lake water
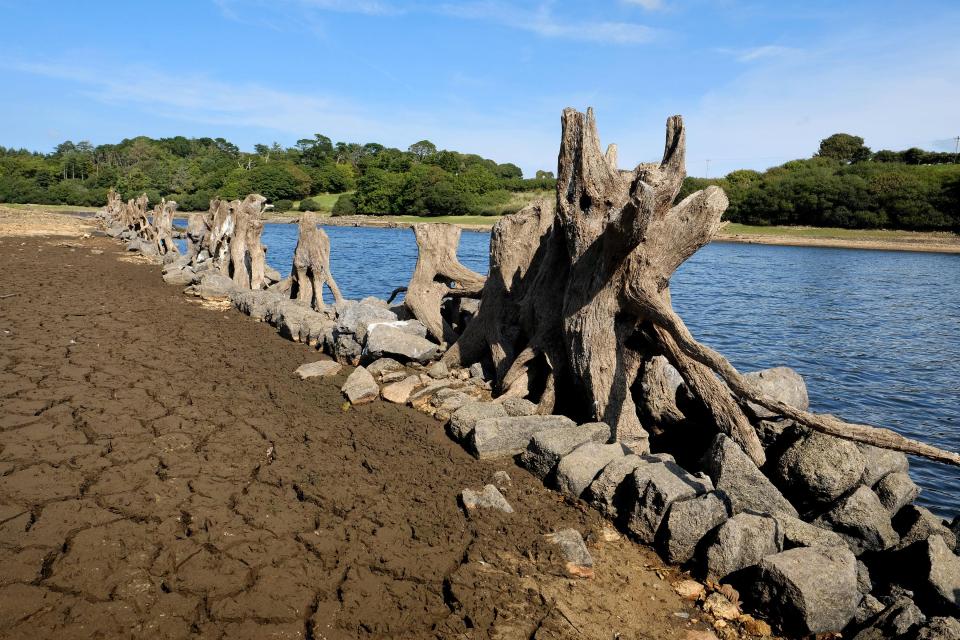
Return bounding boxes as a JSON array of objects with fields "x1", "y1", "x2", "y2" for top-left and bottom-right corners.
[{"x1": 198, "y1": 223, "x2": 960, "y2": 516}]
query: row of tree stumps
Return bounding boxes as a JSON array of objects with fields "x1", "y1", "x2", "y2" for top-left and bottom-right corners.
[{"x1": 97, "y1": 108, "x2": 960, "y2": 639}]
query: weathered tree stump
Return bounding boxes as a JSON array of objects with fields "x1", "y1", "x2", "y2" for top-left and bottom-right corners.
[
  {"x1": 153, "y1": 199, "x2": 180, "y2": 256},
  {"x1": 402, "y1": 224, "x2": 486, "y2": 344},
  {"x1": 442, "y1": 108, "x2": 960, "y2": 466},
  {"x1": 185, "y1": 209, "x2": 211, "y2": 262},
  {"x1": 290, "y1": 211, "x2": 343, "y2": 311},
  {"x1": 227, "y1": 194, "x2": 268, "y2": 289}
]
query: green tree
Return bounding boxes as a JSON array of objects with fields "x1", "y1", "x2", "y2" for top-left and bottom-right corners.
[
  {"x1": 408, "y1": 140, "x2": 437, "y2": 161},
  {"x1": 816, "y1": 133, "x2": 872, "y2": 164}
]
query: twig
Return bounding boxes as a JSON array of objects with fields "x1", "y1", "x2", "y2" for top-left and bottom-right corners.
[{"x1": 0, "y1": 293, "x2": 20, "y2": 300}]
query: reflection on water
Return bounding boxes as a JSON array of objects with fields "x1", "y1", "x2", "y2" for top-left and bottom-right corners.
[{"x1": 203, "y1": 222, "x2": 960, "y2": 516}]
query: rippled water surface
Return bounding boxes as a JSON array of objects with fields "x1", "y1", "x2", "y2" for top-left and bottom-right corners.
[{"x1": 253, "y1": 223, "x2": 960, "y2": 515}]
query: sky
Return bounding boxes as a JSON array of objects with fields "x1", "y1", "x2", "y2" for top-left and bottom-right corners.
[{"x1": 0, "y1": 0, "x2": 958, "y2": 177}]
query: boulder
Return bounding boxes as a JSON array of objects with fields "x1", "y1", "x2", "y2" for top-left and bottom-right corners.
[
  {"x1": 162, "y1": 253, "x2": 192, "y2": 273},
  {"x1": 554, "y1": 442, "x2": 629, "y2": 499},
  {"x1": 701, "y1": 434, "x2": 798, "y2": 518},
  {"x1": 407, "y1": 380, "x2": 455, "y2": 409},
  {"x1": 341, "y1": 366, "x2": 379, "y2": 405},
  {"x1": 448, "y1": 402, "x2": 508, "y2": 442},
  {"x1": 519, "y1": 423, "x2": 611, "y2": 480},
  {"x1": 470, "y1": 415, "x2": 575, "y2": 460},
  {"x1": 231, "y1": 290, "x2": 286, "y2": 321},
  {"x1": 774, "y1": 514, "x2": 846, "y2": 550},
  {"x1": 427, "y1": 361, "x2": 449, "y2": 379},
  {"x1": 628, "y1": 460, "x2": 713, "y2": 544},
  {"x1": 657, "y1": 491, "x2": 731, "y2": 564},
  {"x1": 545, "y1": 529, "x2": 594, "y2": 578},
  {"x1": 367, "y1": 357, "x2": 405, "y2": 377},
  {"x1": 752, "y1": 545, "x2": 858, "y2": 635},
  {"x1": 190, "y1": 273, "x2": 237, "y2": 301},
  {"x1": 814, "y1": 486, "x2": 899, "y2": 555},
  {"x1": 743, "y1": 366, "x2": 809, "y2": 418},
  {"x1": 854, "y1": 594, "x2": 886, "y2": 626},
  {"x1": 895, "y1": 536, "x2": 960, "y2": 615},
  {"x1": 893, "y1": 505, "x2": 958, "y2": 551},
  {"x1": 856, "y1": 559, "x2": 872, "y2": 594},
  {"x1": 859, "y1": 443, "x2": 910, "y2": 487},
  {"x1": 587, "y1": 454, "x2": 648, "y2": 520},
  {"x1": 294, "y1": 360, "x2": 342, "y2": 379},
  {"x1": 774, "y1": 431, "x2": 866, "y2": 505},
  {"x1": 460, "y1": 485, "x2": 513, "y2": 514},
  {"x1": 704, "y1": 513, "x2": 783, "y2": 580},
  {"x1": 335, "y1": 301, "x2": 397, "y2": 342},
  {"x1": 874, "y1": 471, "x2": 919, "y2": 515},
  {"x1": 331, "y1": 331, "x2": 363, "y2": 362},
  {"x1": 365, "y1": 324, "x2": 439, "y2": 363},
  {"x1": 952, "y1": 516, "x2": 960, "y2": 552},
  {"x1": 501, "y1": 397, "x2": 537, "y2": 417},
  {"x1": 381, "y1": 375, "x2": 420, "y2": 404},
  {"x1": 852, "y1": 596, "x2": 926, "y2": 639},
  {"x1": 915, "y1": 616, "x2": 960, "y2": 639},
  {"x1": 162, "y1": 268, "x2": 196, "y2": 286}
]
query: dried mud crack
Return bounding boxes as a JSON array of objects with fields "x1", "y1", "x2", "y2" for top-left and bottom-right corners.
[{"x1": 0, "y1": 234, "x2": 712, "y2": 639}]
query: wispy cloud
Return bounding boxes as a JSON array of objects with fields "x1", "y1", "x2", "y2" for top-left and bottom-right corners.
[
  {"x1": 622, "y1": 0, "x2": 664, "y2": 10},
  {"x1": 735, "y1": 45, "x2": 801, "y2": 62}
]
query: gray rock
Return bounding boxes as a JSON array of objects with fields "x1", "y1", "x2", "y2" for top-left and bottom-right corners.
[
  {"x1": 658, "y1": 491, "x2": 731, "y2": 564},
  {"x1": 894, "y1": 505, "x2": 958, "y2": 551},
  {"x1": 231, "y1": 289, "x2": 286, "y2": 321},
  {"x1": 407, "y1": 380, "x2": 455, "y2": 407},
  {"x1": 705, "y1": 512, "x2": 783, "y2": 580},
  {"x1": 367, "y1": 357, "x2": 405, "y2": 377},
  {"x1": 639, "y1": 355, "x2": 686, "y2": 426},
  {"x1": 189, "y1": 272, "x2": 237, "y2": 300},
  {"x1": 449, "y1": 402, "x2": 508, "y2": 442},
  {"x1": 915, "y1": 616, "x2": 960, "y2": 639},
  {"x1": 491, "y1": 470, "x2": 511, "y2": 489},
  {"x1": 335, "y1": 301, "x2": 397, "y2": 342},
  {"x1": 427, "y1": 361, "x2": 449, "y2": 379},
  {"x1": 701, "y1": 434, "x2": 798, "y2": 518},
  {"x1": 469, "y1": 362, "x2": 485, "y2": 380},
  {"x1": 586, "y1": 454, "x2": 648, "y2": 520},
  {"x1": 857, "y1": 559, "x2": 872, "y2": 594},
  {"x1": 162, "y1": 268, "x2": 196, "y2": 286},
  {"x1": 545, "y1": 529, "x2": 594, "y2": 578},
  {"x1": 365, "y1": 324, "x2": 439, "y2": 363},
  {"x1": 332, "y1": 331, "x2": 363, "y2": 362},
  {"x1": 774, "y1": 514, "x2": 847, "y2": 550},
  {"x1": 555, "y1": 442, "x2": 628, "y2": 499},
  {"x1": 341, "y1": 366, "x2": 379, "y2": 405},
  {"x1": 859, "y1": 443, "x2": 910, "y2": 487},
  {"x1": 814, "y1": 485, "x2": 899, "y2": 555},
  {"x1": 854, "y1": 594, "x2": 886, "y2": 626},
  {"x1": 520, "y1": 423, "x2": 611, "y2": 479},
  {"x1": 628, "y1": 461, "x2": 713, "y2": 544},
  {"x1": 875, "y1": 471, "x2": 919, "y2": 515},
  {"x1": 162, "y1": 254, "x2": 192, "y2": 273},
  {"x1": 743, "y1": 366, "x2": 809, "y2": 419},
  {"x1": 774, "y1": 431, "x2": 866, "y2": 505},
  {"x1": 895, "y1": 536, "x2": 960, "y2": 615},
  {"x1": 852, "y1": 596, "x2": 926, "y2": 639},
  {"x1": 295, "y1": 360, "x2": 342, "y2": 379},
  {"x1": 460, "y1": 485, "x2": 513, "y2": 514},
  {"x1": 952, "y1": 516, "x2": 960, "y2": 552},
  {"x1": 501, "y1": 397, "x2": 537, "y2": 417},
  {"x1": 380, "y1": 375, "x2": 420, "y2": 404},
  {"x1": 470, "y1": 414, "x2": 576, "y2": 459},
  {"x1": 753, "y1": 545, "x2": 858, "y2": 635}
]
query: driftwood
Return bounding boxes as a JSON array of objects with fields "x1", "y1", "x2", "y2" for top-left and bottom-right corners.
[
  {"x1": 290, "y1": 212, "x2": 343, "y2": 310},
  {"x1": 443, "y1": 107, "x2": 960, "y2": 466},
  {"x1": 153, "y1": 199, "x2": 180, "y2": 256},
  {"x1": 403, "y1": 224, "x2": 486, "y2": 344}
]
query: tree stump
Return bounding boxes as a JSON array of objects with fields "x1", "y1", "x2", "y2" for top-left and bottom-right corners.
[
  {"x1": 153, "y1": 199, "x2": 180, "y2": 256},
  {"x1": 227, "y1": 194, "x2": 267, "y2": 289},
  {"x1": 290, "y1": 211, "x2": 343, "y2": 311},
  {"x1": 403, "y1": 224, "x2": 486, "y2": 344},
  {"x1": 185, "y1": 210, "x2": 211, "y2": 262}
]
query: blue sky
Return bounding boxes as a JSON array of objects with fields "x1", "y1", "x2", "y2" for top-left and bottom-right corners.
[{"x1": 1, "y1": 0, "x2": 958, "y2": 177}]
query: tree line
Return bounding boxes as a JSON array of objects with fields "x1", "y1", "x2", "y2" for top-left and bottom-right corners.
[
  {"x1": 0, "y1": 134, "x2": 553, "y2": 215},
  {"x1": 678, "y1": 133, "x2": 960, "y2": 231}
]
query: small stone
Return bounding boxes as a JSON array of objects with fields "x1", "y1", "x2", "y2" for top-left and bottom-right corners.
[
  {"x1": 673, "y1": 579, "x2": 706, "y2": 601},
  {"x1": 367, "y1": 357, "x2": 404, "y2": 377},
  {"x1": 427, "y1": 361, "x2": 449, "y2": 379},
  {"x1": 469, "y1": 362, "x2": 485, "y2": 380},
  {"x1": 739, "y1": 615, "x2": 772, "y2": 637},
  {"x1": 545, "y1": 529, "x2": 594, "y2": 578},
  {"x1": 460, "y1": 484, "x2": 513, "y2": 514},
  {"x1": 380, "y1": 370, "x2": 409, "y2": 383},
  {"x1": 491, "y1": 470, "x2": 511, "y2": 488},
  {"x1": 703, "y1": 592, "x2": 740, "y2": 621},
  {"x1": 501, "y1": 397, "x2": 537, "y2": 417},
  {"x1": 381, "y1": 375, "x2": 420, "y2": 404},
  {"x1": 341, "y1": 366, "x2": 379, "y2": 405},
  {"x1": 555, "y1": 442, "x2": 628, "y2": 499},
  {"x1": 294, "y1": 360, "x2": 342, "y2": 379}
]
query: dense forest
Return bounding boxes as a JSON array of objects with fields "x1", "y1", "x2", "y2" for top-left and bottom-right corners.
[
  {"x1": 0, "y1": 135, "x2": 553, "y2": 216},
  {"x1": 0, "y1": 130, "x2": 957, "y2": 231}
]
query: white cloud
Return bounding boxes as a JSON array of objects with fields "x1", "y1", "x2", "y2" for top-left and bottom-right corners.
[
  {"x1": 735, "y1": 45, "x2": 800, "y2": 62},
  {"x1": 622, "y1": 0, "x2": 664, "y2": 10}
]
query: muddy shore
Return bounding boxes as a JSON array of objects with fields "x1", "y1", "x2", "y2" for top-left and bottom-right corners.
[{"x1": 0, "y1": 223, "x2": 719, "y2": 637}]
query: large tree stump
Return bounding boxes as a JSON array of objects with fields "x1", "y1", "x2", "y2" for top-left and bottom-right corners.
[
  {"x1": 290, "y1": 212, "x2": 343, "y2": 311},
  {"x1": 444, "y1": 107, "x2": 960, "y2": 467},
  {"x1": 227, "y1": 194, "x2": 267, "y2": 289},
  {"x1": 403, "y1": 224, "x2": 486, "y2": 344},
  {"x1": 185, "y1": 209, "x2": 211, "y2": 262},
  {"x1": 153, "y1": 199, "x2": 179, "y2": 256}
]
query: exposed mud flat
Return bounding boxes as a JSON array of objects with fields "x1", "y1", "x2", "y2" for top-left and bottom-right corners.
[{"x1": 0, "y1": 231, "x2": 719, "y2": 639}]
